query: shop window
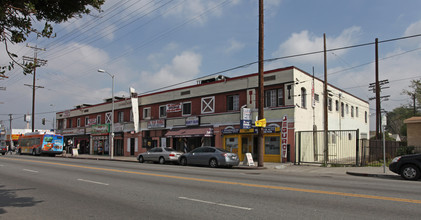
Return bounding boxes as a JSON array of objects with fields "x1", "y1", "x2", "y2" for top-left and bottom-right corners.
[
  {"x1": 301, "y1": 87, "x2": 307, "y2": 109},
  {"x1": 118, "y1": 111, "x2": 124, "y2": 122},
  {"x1": 159, "y1": 105, "x2": 167, "y2": 118},
  {"x1": 143, "y1": 107, "x2": 151, "y2": 119},
  {"x1": 97, "y1": 115, "x2": 101, "y2": 124},
  {"x1": 225, "y1": 137, "x2": 238, "y2": 153},
  {"x1": 227, "y1": 95, "x2": 239, "y2": 111},
  {"x1": 182, "y1": 102, "x2": 191, "y2": 116},
  {"x1": 264, "y1": 136, "x2": 280, "y2": 155}
]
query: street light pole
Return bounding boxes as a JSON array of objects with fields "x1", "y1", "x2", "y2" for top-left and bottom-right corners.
[{"x1": 98, "y1": 69, "x2": 115, "y2": 159}]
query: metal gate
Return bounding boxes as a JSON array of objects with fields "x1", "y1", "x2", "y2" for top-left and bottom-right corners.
[{"x1": 295, "y1": 130, "x2": 359, "y2": 165}]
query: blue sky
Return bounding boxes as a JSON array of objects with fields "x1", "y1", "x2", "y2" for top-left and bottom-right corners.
[{"x1": 1, "y1": 0, "x2": 421, "y2": 130}]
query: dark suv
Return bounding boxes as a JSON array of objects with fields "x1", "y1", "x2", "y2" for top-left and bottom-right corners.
[{"x1": 389, "y1": 154, "x2": 421, "y2": 180}]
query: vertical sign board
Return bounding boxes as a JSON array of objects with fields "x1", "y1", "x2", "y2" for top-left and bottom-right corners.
[
  {"x1": 281, "y1": 115, "x2": 288, "y2": 159},
  {"x1": 130, "y1": 87, "x2": 139, "y2": 133},
  {"x1": 241, "y1": 107, "x2": 252, "y2": 129}
]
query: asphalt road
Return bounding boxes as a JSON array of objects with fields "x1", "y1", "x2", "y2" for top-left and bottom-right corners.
[{"x1": 1, "y1": 155, "x2": 420, "y2": 220}]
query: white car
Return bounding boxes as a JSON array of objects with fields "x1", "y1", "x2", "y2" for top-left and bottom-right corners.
[{"x1": 137, "y1": 147, "x2": 183, "y2": 164}]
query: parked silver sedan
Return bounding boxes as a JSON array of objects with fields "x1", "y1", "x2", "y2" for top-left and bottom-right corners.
[
  {"x1": 137, "y1": 147, "x2": 183, "y2": 164},
  {"x1": 179, "y1": 146, "x2": 240, "y2": 168}
]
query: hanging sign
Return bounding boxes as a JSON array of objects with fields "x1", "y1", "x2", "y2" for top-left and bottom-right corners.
[{"x1": 281, "y1": 115, "x2": 288, "y2": 159}]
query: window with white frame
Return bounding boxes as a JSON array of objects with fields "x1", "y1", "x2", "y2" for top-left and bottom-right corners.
[
  {"x1": 201, "y1": 97, "x2": 214, "y2": 114},
  {"x1": 143, "y1": 107, "x2": 151, "y2": 119},
  {"x1": 301, "y1": 87, "x2": 307, "y2": 108},
  {"x1": 77, "y1": 118, "x2": 81, "y2": 127},
  {"x1": 183, "y1": 102, "x2": 192, "y2": 115},
  {"x1": 118, "y1": 111, "x2": 124, "y2": 122},
  {"x1": 265, "y1": 90, "x2": 277, "y2": 107},
  {"x1": 85, "y1": 117, "x2": 89, "y2": 126},
  {"x1": 105, "y1": 112, "x2": 112, "y2": 124},
  {"x1": 278, "y1": 88, "x2": 284, "y2": 105},
  {"x1": 159, "y1": 105, "x2": 167, "y2": 118},
  {"x1": 97, "y1": 115, "x2": 101, "y2": 124},
  {"x1": 227, "y1": 95, "x2": 239, "y2": 111}
]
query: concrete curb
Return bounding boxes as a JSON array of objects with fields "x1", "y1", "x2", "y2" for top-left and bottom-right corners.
[{"x1": 346, "y1": 171, "x2": 400, "y2": 179}]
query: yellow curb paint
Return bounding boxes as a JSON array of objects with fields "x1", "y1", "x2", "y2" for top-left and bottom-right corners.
[{"x1": 3, "y1": 157, "x2": 421, "y2": 204}]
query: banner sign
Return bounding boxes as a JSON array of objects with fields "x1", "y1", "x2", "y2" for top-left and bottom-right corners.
[
  {"x1": 281, "y1": 115, "x2": 288, "y2": 159},
  {"x1": 130, "y1": 87, "x2": 140, "y2": 133},
  {"x1": 241, "y1": 120, "x2": 251, "y2": 129},
  {"x1": 92, "y1": 124, "x2": 110, "y2": 134},
  {"x1": 87, "y1": 118, "x2": 97, "y2": 126},
  {"x1": 147, "y1": 119, "x2": 165, "y2": 129},
  {"x1": 166, "y1": 103, "x2": 182, "y2": 113}
]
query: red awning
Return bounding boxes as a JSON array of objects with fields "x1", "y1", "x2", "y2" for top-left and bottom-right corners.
[{"x1": 165, "y1": 127, "x2": 213, "y2": 137}]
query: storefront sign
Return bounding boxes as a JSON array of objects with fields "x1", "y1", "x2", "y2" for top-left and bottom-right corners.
[
  {"x1": 242, "y1": 107, "x2": 251, "y2": 120},
  {"x1": 147, "y1": 119, "x2": 165, "y2": 129},
  {"x1": 240, "y1": 128, "x2": 256, "y2": 134},
  {"x1": 243, "y1": 153, "x2": 255, "y2": 166},
  {"x1": 281, "y1": 115, "x2": 288, "y2": 159},
  {"x1": 204, "y1": 128, "x2": 213, "y2": 137},
  {"x1": 241, "y1": 120, "x2": 252, "y2": 129},
  {"x1": 92, "y1": 124, "x2": 110, "y2": 134},
  {"x1": 113, "y1": 123, "x2": 124, "y2": 132},
  {"x1": 61, "y1": 128, "x2": 85, "y2": 135},
  {"x1": 222, "y1": 128, "x2": 240, "y2": 134},
  {"x1": 186, "y1": 116, "x2": 199, "y2": 126},
  {"x1": 166, "y1": 103, "x2": 181, "y2": 113}
]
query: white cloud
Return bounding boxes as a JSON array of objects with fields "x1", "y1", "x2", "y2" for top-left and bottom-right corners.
[
  {"x1": 139, "y1": 51, "x2": 202, "y2": 91},
  {"x1": 402, "y1": 20, "x2": 421, "y2": 48},
  {"x1": 272, "y1": 26, "x2": 362, "y2": 64},
  {"x1": 225, "y1": 39, "x2": 245, "y2": 54}
]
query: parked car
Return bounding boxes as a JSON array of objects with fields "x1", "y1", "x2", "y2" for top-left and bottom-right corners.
[
  {"x1": 137, "y1": 147, "x2": 183, "y2": 164},
  {"x1": 179, "y1": 146, "x2": 240, "y2": 168},
  {"x1": 0, "y1": 140, "x2": 7, "y2": 155},
  {"x1": 389, "y1": 154, "x2": 421, "y2": 180}
]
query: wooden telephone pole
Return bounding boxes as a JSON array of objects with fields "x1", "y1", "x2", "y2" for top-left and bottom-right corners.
[
  {"x1": 23, "y1": 44, "x2": 47, "y2": 132},
  {"x1": 257, "y1": 0, "x2": 265, "y2": 167}
]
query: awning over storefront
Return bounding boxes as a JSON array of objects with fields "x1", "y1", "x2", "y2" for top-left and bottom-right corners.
[{"x1": 165, "y1": 127, "x2": 213, "y2": 138}]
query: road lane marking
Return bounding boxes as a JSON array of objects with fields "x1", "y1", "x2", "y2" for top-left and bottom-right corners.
[
  {"x1": 77, "y1": 179, "x2": 109, "y2": 186},
  {"x1": 23, "y1": 169, "x2": 39, "y2": 173},
  {"x1": 179, "y1": 197, "x2": 252, "y2": 210},
  {"x1": 3, "y1": 157, "x2": 421, "y2": 205}
]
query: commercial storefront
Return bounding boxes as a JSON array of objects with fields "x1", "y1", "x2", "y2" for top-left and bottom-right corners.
[
  {"x1": 165, "y1": 126, "x2": 214, "y2": 152},
  {"x1": 221, "y1": 123, "x2": 293, "y2": 163},
  {"x1": 91, "y1": 124, "x2": 110, "y2": 155}
]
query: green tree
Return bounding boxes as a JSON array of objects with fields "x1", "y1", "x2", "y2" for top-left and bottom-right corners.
[
  {"x1": 402, "y1": 79, "x2": 421, "y2": 116},
  {"x1": 386, "y1": 106, "x2": 413, "y2": 137},
  {"x1": 1, "y1": 0, "x2": 104, "y2": 75}
]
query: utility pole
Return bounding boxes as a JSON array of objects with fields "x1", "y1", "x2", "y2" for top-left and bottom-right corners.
[
  {"x1": 323, "y1": 34, "x2": 329, "y2": 165},
  {"x1": 23, "y1": 44, "x2": 47, "y2": 132},
  {"x1": 375, "y1": 38, "x2": 380, "y2": 140},
  {"x1": 9, "y1": 114, "x2": 13, "y2": 149},
  {"x1": 257, "y1": 0, "x2": 264, "y2": 167}
]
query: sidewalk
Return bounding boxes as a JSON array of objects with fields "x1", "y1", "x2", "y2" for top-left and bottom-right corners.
[{"x1": 58, "y1": 153, "x2": 400, "y2": 179}]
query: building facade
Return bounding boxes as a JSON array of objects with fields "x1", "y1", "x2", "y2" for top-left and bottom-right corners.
[{"x1": 56, "y1": 66, "x2": 370, "y2": 163}]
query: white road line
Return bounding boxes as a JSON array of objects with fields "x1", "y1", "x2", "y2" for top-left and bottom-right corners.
[
  {"x1": 77, "y1": 179, "x2": 109, "y2": 186},
  {"x1": 23, "y1": 169, "x2": 39, "y2": 173},
  {"x1": 179, "y1": 197, "x2": 252, "y2": 211}
]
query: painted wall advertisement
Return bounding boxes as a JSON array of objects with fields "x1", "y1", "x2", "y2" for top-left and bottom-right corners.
[{"x1": 166, "y1": 103, "x2": 181, "y2": 113}]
